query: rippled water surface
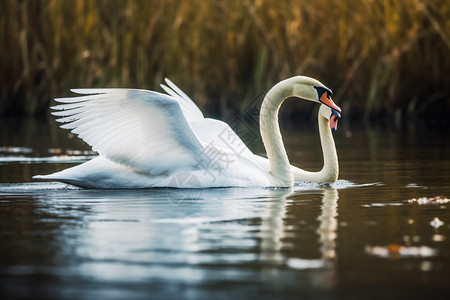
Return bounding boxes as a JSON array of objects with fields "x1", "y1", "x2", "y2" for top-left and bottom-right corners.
[{"x1": 1, "y1": 119, "x2": 449, "y2": 299}]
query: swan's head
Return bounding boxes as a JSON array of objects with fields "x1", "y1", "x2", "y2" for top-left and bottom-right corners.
[
  {"x1": 319, "y1": 105, "x2": 341, "y2": 131},
  {"x1": 291, "y1": 76, "x2": 341, "y2": 113}
]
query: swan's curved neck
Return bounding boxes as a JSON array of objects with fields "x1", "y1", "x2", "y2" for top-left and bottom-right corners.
[
  {"x1": 292, "y1": 110, "x2": 339, "y2": 183},
  {"x1": 318, "y1": 112, "x2": 339, "y2": 180},
  {"x1": 260, "y1": 79, "x2": 339, "y2": 186},
  {"x1": 260, "y1": 81, "x2": 294, "y2": 187}
]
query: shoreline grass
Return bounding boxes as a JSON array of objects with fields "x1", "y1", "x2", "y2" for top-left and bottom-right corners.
[{"x1": 0, "y1": 0, "x2": 449, "y2": 124}]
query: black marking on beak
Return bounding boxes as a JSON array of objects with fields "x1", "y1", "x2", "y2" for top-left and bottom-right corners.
[
  {"x1": 331, "y1": 109, "x2": 341, "y2": 120},
  {"x1": 313, "y1": 85, "x2": 333, "y2": 100},
  {"x1": 330, "y1": 108, "x2": 341, "y2": 131},
  {"x1": 314, "y1": 85, "x2": 341, "y2": 112}
]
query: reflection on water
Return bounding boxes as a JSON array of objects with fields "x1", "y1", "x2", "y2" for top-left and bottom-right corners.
[
  {"x1": 1, "y1": 119, "x2": 450, "y2": 299},
  {"x1": 0, "y1": 184, "x2": 343, "y2": 299}
]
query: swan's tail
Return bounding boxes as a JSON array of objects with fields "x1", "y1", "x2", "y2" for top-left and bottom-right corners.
[
  {"x1": 33, "y1": 173, "x2": 87, "y2": 188},
  {"x1": 33, "y1": 174, "x2": 59, "y2": 181},
  {"x1": 33, "y1": 174, "x2": 48, "y2": 180}
]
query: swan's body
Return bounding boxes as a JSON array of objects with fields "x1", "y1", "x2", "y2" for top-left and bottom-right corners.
[{"x1": 34, "y1": 76, "x2": 341, "y2": 188}]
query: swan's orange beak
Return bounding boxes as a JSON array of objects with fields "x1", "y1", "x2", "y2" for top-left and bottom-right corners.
[
  {"x1": 330, "y1": 109, "x2": 341, "y2": 131},
  {"x1": 314, "y1": 85, "x2": 341, "y2": 113},
  {"x1": 320, "y1": 92, "x2": 341, "y2": 113}
]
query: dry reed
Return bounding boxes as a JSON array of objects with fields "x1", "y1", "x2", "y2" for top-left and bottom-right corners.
[{"x1": 0, "y1": 0, "x2": 449, "y2": 123}]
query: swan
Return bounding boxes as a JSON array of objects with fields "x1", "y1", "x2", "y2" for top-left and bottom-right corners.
[{"x1": 33, "y1": 76, "x2": 341, "y2": 188}]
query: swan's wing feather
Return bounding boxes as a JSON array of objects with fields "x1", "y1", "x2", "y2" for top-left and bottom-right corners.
[
  {"x1": 160, "y1": 78, "x2": 203, "y2": 121},
  {"x1": 54, "y1": 94, "x2": 106, "y2": 103},
  {"x1": 52, "y1": 89, "x2": 207, "y2": 175},
  {"x1": 190, "y1": 118, "x2": 254, "y2": 157}
]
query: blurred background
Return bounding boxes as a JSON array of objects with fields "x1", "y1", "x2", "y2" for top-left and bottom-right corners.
[
  {"x1": 0, "y1": 0, "x2": 449, "y2": 127},
  {"x1": 1, "y1": 3, "x2": 450, "y2": 298}
]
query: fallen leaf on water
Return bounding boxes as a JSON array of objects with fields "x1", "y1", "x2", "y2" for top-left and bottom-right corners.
[
  {"x1": 408, "y1": 196, "x2": 449, "y2": 205},
  {"x1": 0, "y1": 146, "x2": 33, "y2": 153},
  {"x1": 365, "y1": 244, "x2": 437, "y2": 258}
]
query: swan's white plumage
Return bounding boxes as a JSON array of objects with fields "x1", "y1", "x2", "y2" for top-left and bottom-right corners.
[
  {"x1": 34, "y1": 76, "x2": 340, "y2": 188},
  {"x1": 160, "y1": 78, "x2": 204, "y2": 121},
  {"x1": 50, "y1": 87, "x2": 208, "y2": 176}
]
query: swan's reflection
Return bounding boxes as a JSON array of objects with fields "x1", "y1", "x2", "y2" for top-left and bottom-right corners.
[
  {"x1": 27, "y1": 186, "x2": 339, "y2": 267},
  {"x1": 258, "y1": 188, "x2": 291, "y2": 264},
  {"x1": 23, "y1": 184, "x2": 339, "y2": 284},
  {"x1": 259, "y1": 187, "x2": 339, "y2": 270},
  {"x1": 317, "y1": 188, "x2": 339, "y2": 262}
]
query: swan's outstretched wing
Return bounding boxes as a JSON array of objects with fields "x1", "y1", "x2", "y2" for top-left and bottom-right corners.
[
  {"x1": 160, "y1": 78, "x2": 203, "y2": 122},
  {"x1": 51, "y1": 89, "x2": 207, "y2": 175},
  {"x1": 159, "y1": 78, "x2": 255, "y2": 157}
]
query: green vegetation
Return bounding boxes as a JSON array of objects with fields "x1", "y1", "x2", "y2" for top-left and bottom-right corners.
[{"x1": 0, "y1": 0, "x2": 449, "y2": 122}]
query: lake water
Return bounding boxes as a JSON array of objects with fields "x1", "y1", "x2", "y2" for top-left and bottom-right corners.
[{"x1": 1, "y1": 119, "x2": 449, "y2": 299}]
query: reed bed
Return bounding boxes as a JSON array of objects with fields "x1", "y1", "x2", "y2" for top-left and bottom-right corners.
[{"x1": 0, "y1": 0, "x2": 449, "y2": 123}]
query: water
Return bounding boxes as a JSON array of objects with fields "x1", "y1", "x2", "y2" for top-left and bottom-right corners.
[{"x1": 1, "y1": 119, "x2": 450, "y2": 299}]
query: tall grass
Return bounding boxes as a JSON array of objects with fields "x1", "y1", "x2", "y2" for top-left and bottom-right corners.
[{"x1": 0, "y1": 0, "x2": 449, "y2": 122}]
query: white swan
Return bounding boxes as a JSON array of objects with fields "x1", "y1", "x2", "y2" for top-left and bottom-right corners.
[{"x1": 33, "y1": 76, "x2": 341, "y2": 188}]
